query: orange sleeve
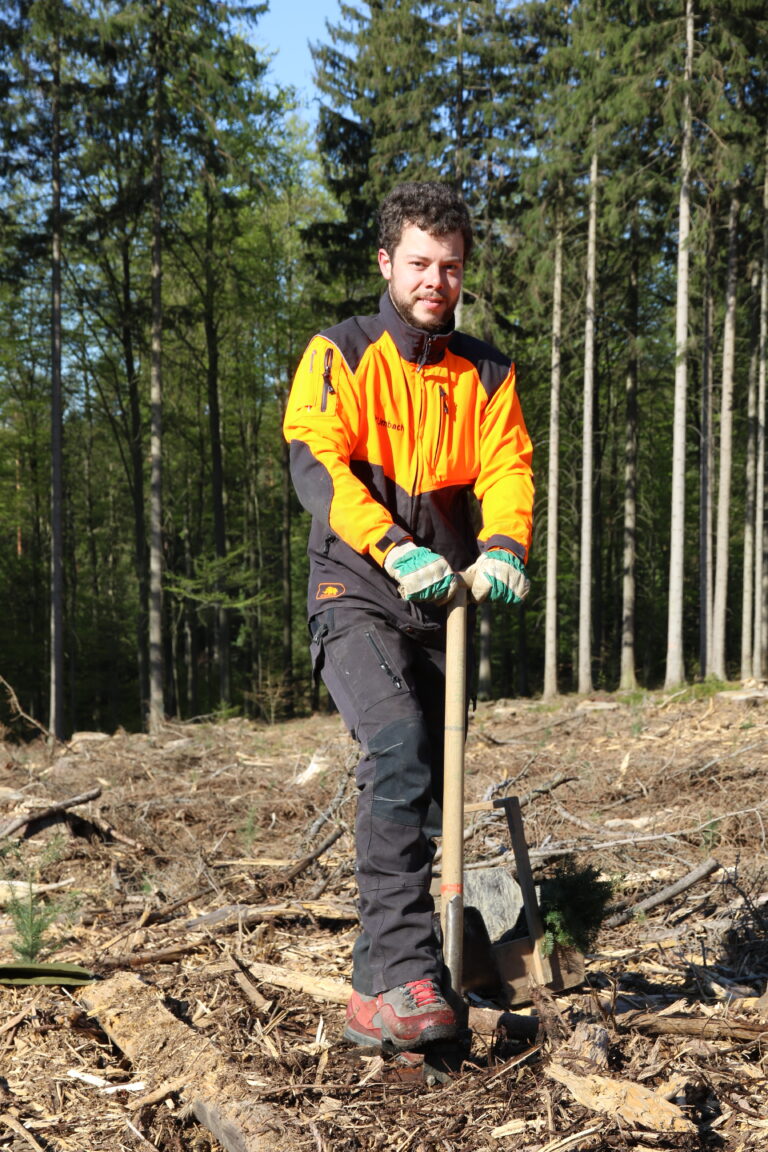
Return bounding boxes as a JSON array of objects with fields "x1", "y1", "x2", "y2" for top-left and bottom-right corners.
[
  {"x1": 474, "y1": 365, "x2": 534, "y2": 562},
  {"x1": 283, "y1": 336, "x2": 406, "y2": 565}
]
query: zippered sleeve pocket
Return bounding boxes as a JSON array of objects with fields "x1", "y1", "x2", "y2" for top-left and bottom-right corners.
[
  {"x1": 306, "y1": 344, "x2": 338, "y2": 415},
  {"x1": 320, "y1": 348, "x2": 337, "y2": 413}
]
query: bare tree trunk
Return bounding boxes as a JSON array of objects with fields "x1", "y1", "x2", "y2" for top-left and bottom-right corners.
[
  {"x1": 578, "y1": 145, "x2": 598, "y2": 695},
  {"x1": 148, "y1": 0, "x2": 165, "y2": 732},
  {"x1": 203, "y1": 165, "x2": 230, "y2": 709},
  {"x1": 700, "y1": 222, "x2": 715, "y2": 677},
  {"x1": 665, "y1": 0, "x2": 694, "y2": 689},
  {"x1": 543, "y1": 220, "x2": 563, "y2": 700},
  {"x1": 742, "y1": 266, "x2": 760, "y2": 681},
  {"x1": 711, "y1": 193, "x2": 740, "y2": 681},
  {"x1": 117, "y1": 233, "x2": 151, "y2": 720},
  {"x1": 244, "y1": 406, "x2": 259, "y2": 717},
  {"x1": 476, "y1": 603, "x2": 492, "y2": 699},
  {"x1": 49, "y1": 38, "x2": 65, "y2": 741},
  {"x1": 620, "y1": 240, "x2": 639, "y2": 691},
  {"x1": 755, "y1": 130, "x2": 768, "y2": 682},
  {"x1": 182, "y1": 502, "x2": 199, "y2": 718},
  {"x1": 280, "y1": 432, "x2": 294, "y2": 716}
]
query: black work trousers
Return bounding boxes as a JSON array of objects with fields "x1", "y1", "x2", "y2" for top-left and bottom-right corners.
[{"x1": 310, "y1": 605, "x2": 454, "y2": 996}]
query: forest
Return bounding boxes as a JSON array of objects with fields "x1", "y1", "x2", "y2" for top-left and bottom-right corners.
[{"x1": 1, "y1": 0, "x2": 767, "y2": 738}]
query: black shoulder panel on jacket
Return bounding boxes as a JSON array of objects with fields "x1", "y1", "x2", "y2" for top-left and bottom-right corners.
[
  {"x1": 449, "y1": 331, "x2": 511, "y2": 398},
  {"x1": 319, "y1": 314, "x2": 385, "y2": 375}
]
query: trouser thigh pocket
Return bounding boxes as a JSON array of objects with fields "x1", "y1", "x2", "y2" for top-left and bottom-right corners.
[{"x1": 314, "y1": 613, "x2": 410, "y2": 744}]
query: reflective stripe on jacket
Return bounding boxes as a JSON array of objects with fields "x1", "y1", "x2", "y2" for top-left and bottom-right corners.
[{"x1": 283, "y1": 291, "x2": 534, "y2": 625}]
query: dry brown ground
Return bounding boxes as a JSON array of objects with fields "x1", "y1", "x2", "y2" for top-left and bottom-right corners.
[{"x1": 1, "y1": 687, "x2": 767, "y2": 1152}]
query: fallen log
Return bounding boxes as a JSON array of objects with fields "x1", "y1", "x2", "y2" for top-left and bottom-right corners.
[
  {"x1": 228, "y1": 958, "x2": 351, "y2": 1004},
  {"x1": 620, "y1": 1009, "x2": 768, "y2": 1045},
  {"x1": 0, "y1": 786, "x2": 102, "y2": 839},
  {"x1": 184, "y1": 898, "x2": 357, "y2": 934},
  {"x1": 98, "y1": 943, "x2": 206, "y2": 969},
  {"x1": 605, "y1": 856, "x2": 721, "y2": 927},
  {"x1": 81, "y1": 971, "x2": 301, "y2": 1152},
  {"x1": 280, "y1": 826, "x2": 345, "y2": 883}
]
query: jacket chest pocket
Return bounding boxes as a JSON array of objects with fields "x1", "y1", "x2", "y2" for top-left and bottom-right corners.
[{"x1": 432, "y1": 384, "x2": 450, "y2": 479}]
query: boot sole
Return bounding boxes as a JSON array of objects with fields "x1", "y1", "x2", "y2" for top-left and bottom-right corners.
[
  {"x1": 381, "y1": 1020, "x2": 458, "y2": 1050},
  {"x1": 343, "y1": 1023, "x2": 383, "y2": 1047}
]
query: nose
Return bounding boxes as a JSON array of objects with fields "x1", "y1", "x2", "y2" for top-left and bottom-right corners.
[{"x1": 423, "y1": 263, "x2": 445, "y2": 291}]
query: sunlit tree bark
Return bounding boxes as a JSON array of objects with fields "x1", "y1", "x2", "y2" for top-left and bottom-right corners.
[
  {"x1": 711, "y1": 193, "x2": 740, "y2": 681},
  {"x1": 664, "y1": 0, "x2": 694, "y2": 689},
  {"x1": 577, "y1": 144, "x2": 598, "y2": 695},
  {"x1": 148, "y1": 0, "x2": 165, "y2": 732},
  {"x1": 543, "y1": 219, "x2": 563, "y2": 700}
]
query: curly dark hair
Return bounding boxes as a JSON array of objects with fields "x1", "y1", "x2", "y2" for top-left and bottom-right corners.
[{"x1": 377, "y1": 182, "x2": 473, "y2": 261}]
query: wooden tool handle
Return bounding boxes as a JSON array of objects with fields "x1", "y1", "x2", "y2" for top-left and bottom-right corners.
[{"x1": 441, "y1": 579, "x2": 469, "y2": 1003}]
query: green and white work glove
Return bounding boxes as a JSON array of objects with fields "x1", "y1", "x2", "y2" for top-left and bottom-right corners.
[
  {"x1": 384, "y1": 541, "x2": 457, "y2": 604},
  {"x1": 470, "y1": 548, "x2": 529, "y2": 605}
]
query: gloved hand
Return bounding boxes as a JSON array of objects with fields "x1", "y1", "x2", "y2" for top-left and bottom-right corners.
[
  {"x1": 470, "y1": 549, "x2": 529, "y2": 605},
  {"x1": 384, "y1": 541, "x2": 457, "y2": 604}
]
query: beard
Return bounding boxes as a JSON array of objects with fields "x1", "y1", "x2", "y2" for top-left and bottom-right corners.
[{"x1": 388, "y1": 284, "x2": 456, "y2": 333}]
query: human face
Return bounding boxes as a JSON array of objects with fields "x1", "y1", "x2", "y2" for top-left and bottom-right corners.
[{"x1": 378, "y1": 224, "x2": 464, "y2": 332}]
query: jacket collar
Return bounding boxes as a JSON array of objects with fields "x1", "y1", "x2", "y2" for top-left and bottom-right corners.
[{"x1": 379, "y1": 290, "x2": 454, "y2": 367}]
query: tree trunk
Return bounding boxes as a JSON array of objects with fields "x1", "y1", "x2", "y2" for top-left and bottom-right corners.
[
  {"x1": 741, "y1": 266, "x2": 759, "y2": 681},
  {"x1": 280, "y1": 432, "x2": 294, "y2": 716},
  {"x1": 183, "y1": 502, "x2": 200, "y2": 719},
  {"x1": 148, "y1": 0, "x2": 165, "y2": 732},
  {"x1": 120, "y1": 234, "x2": 151, "y2": 719},
  {"x1": 754, "y1": 129, "x2": 768, "y2": 682},
  {"x1": 664, "y1": 0, "x2": 694, "y2": 689},
  {"x1": 711, "y1": 193, "x2": 740, "y2": 681},
  {"x1": 577, "y1": 145, "x2": 598, "y2": 695},
  {"x1": 203, "y1": 165, "x2": 231, "y2": 709},
  {"x1": 543, "y1": 219, "x2": 563, "y2": 700},
  {"x1": 620, "y1": 239, "x2": 639, "y2": 691},
  {"x1": 700, "y1": 219, "x2": 715, "y2": 677},
  {"x1": 477, "y1": 602, "x2": 492, "y2": 700},
  {"x1": 49, "y1": 38, "x2": 65, "y2": 741}
]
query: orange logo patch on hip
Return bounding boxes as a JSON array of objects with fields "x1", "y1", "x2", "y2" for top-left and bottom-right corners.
[{"x1": 316, "y1": 582, "x2": 346, "y2": 600}]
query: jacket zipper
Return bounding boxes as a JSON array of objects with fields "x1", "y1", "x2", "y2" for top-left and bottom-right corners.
[
  {"x1": 416, "y1": 336, "x2": 433, "y2": 374},
  {"x1": 411, "y1": 367, "x2": 424, "y2": 499},
  {"x1": 434, "y1": 385, "x2": 448, "y2": 467},
  {"x1": 365, "y1": 630, "x2": 402, "y2": 689},
  {"x1": 321, "y1": 348, "x2": 335, "y2": 411}
]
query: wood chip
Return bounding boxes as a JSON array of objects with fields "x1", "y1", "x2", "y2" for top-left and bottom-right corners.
[{"x1": 546, "y1": 1062, "x2": 695, "y2": 1132}]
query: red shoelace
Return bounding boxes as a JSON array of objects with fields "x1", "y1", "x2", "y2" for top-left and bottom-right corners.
[{"x1": 403, "y1": 979, "x2": 442, "y2": 1007}]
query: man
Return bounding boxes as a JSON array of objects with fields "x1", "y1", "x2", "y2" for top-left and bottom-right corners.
[{"x1": 283, "y1": 182, "x2": 534, "y2": 1050}]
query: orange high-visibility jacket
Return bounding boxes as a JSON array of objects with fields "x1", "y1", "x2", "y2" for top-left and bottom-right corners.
[{"x1": 284, "y1": 292, "x2": 534, "y2": 624}]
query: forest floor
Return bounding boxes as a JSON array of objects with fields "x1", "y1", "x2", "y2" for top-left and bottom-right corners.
[{"x1": 1, "y1": 685, "x2": 768, "y2": 1152}]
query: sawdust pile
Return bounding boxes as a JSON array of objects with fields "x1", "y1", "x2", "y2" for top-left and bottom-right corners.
[{"x1": 0, "y1": 688, "x2": 767, "y2": 1151}]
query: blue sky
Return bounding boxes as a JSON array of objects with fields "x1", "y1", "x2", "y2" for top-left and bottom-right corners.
[{"x1": 255, "y1": 0, "x2": 344, "y2": 121}]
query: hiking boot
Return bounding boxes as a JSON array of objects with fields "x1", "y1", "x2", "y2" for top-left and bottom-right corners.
[
  {"x1": 379, "y1": 979, "x2": 457, "y2": 1049},
  {"x1": 343, "y1": 990, "x2": 382, "y2": 1046}
]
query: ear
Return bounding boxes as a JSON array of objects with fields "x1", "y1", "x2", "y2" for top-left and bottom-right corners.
[{"x1": 378, "y1": 247, "x2": 393, "y2": 281}]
